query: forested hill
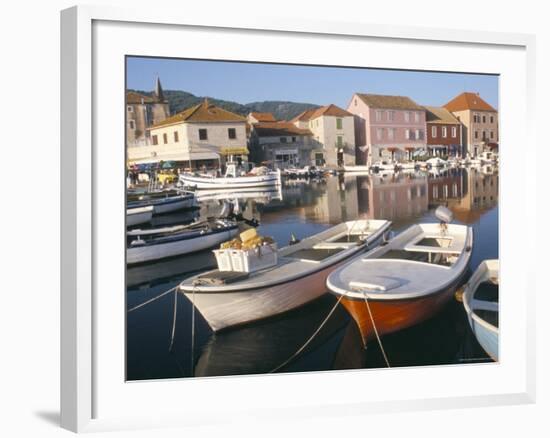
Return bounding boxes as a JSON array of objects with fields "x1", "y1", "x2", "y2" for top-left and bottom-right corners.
[{"x1": 129, "y1": 89, "x2": 319, "y2": 121}]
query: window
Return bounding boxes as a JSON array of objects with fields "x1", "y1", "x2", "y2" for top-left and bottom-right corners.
[
  {"x1": 376, "y1": 128, "x2": 384, "y2": 140},
  {"x1": 387, "y1": 111, "x2": 394, "y2": 121},
  {"x1": 337, "y1": 136, "x2": 343, "y2": 146},
  {"x1": 280, "y1": 137, "x2": 287, "y2": 143},
  {"x1": 174, "y1": 131, "x2": 179, "y2": 142},
  {"x1": 442, "y1": 126, "x2": 447, "y2": 138},
  {"x1": 127, "y1": 106, "x2": 133, "y2": 112},
  {"x1": 490, "y1": 130, "x2": 494, "y2": 139},
  {"x1": 336, "y1": 118, "x2": 343, "y2": 129},
  {"x1": 387, "y1": 128, "x2": 395, "y2": 140},
  {"x1": 375, "y1": 110, "x2": 383, "y2": 122},
  {"x1": 490, "y1": 116, "x2": 494, "y2": 123},
  {"x1": 433, "y1": 186, "x2": 438, "y2": 198},
  {"x1": 292, "y1": 137, "x2": 297, "y2": 143},
  {"x1": 152, "y1": 135, "x2": 158, "y2": 145},
  {"x1": 431, "y1": 126, "x2": 437, "y2": 137},
  {"x1": 473, "y1": 114, "x2": 478, "y2": 123},
  {"x1": 405, "y1": 129, "x2": 410, "y2": 140},
  {"x1": 414, "y1": 112, "x2": 420, "y2": 123},
  {"x1": 129, "y1": 120, "x2": 135, "y2": 130},
  {"x1": 415, "y1": 129, "x2": 423, "y2": 140},
  {"x1": 199, "y1": 129, "x2": 208, "y2": 140},
  {"x1": 474, "y1": 130, "x2": 479, "y2": 139},
  {"x1": 452, "y1": 126, "x2": 457, "y2": 138},
  {"x1": 482, "y1": 115, "x2": 486, "y2": 123},
  {"x1": 163, "y1": 133, "x2": 168, "y2": 144},
  {"x1": 404, "y1": 112, "x2": 410, "y2": 122},
  {"x1": 228, "y1": 128, "x2": 236, "y2": 139},
  {"x1": 379, "y1": 149, "x2": 383, "y2": 158}
]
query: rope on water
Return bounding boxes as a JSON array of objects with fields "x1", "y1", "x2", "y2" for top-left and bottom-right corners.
[
  {"x1": 269, "y1": 295, "x2": 344, "y2": 373},
  {"x1": 363, "y1": 294, "x2": 391, "y2": 368},
  {"x1": 168, "y1": 288, "x2": 178, "y2": 351},
  {"x1": 127, "y1": 285, "x2": 178, "y2": 313}
]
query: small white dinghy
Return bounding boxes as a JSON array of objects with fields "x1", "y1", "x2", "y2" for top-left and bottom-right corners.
[
  {"x1": 179, "y1": 219, "x2": 392, "y2": 332},
  {"x1": 127, "y1": 190, "x2": 196, "y2": 215},
  {"x1": 462, "y1": 259, "x2": 499, "y2": 361},
  {"x1": 327, "y1": 206, "x2": 473, "y2": 345},
  {"x1": 127, "y1": 219, "x2": 239, "y2": 265},
  {"x1": 126, "y1": 206, "x2": 154, "y2": 227}
]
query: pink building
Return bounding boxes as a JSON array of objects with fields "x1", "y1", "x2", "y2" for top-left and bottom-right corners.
[{"x1": 347, "y1": 93, "x2": 426, "y2": 166}]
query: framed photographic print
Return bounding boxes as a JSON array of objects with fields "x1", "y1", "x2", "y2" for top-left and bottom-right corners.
[{"x1": 61, "y1": 5, "x2": 536, "y2": 433}]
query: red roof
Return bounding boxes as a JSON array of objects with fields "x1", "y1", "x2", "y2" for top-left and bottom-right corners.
[
  {"x1": 290, "y1": 104, "x2": 351, "y2": 123},
  {"x1": 150, "y1": 99, "x2": 246, "y2": 128},
  {"x1": 253, "y1": 122, "x2": 312, "y2": 137},
  {"x1": 444, "y1": 92, "x2": 497, "y2": 112},
  {"x1": 249, "y1": 112, "x2": 276, "y2": 122}
]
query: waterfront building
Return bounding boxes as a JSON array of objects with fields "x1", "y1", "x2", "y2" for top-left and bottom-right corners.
[
  {"x1": 291, "y1": 104, "x2": 356, "y2": 167},
  {"x1": 247, "y1": 112, "x2": 277, "y2": 124},
  {"x1": 444, "y1": 92, "x2": 498, "y2": 157},
  {"x1": 128, "y1": 99, "x2": 248, "y2": 169},
  {"x1": 347, "y1": 93, "x2": 426, "y2": 166},
  {"x1": 126, "y1": 77, "x2": 170, "y2": 147},
  {"x1": 424, "y1": 106, "x2": 462, "y2": 157},
  {"x1": 248, "y1": 121, "x2": 314, "y2": 168}
]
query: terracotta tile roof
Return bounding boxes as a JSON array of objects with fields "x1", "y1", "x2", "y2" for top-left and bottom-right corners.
[
  {"x1": 249, "y1": 112, "x2": 276, "y2": 122},
  {"x1": 126, "y1": 91, "x2": 156, "y2": 104},
  {"x1": 444, "y1": 92, "x2": 497, "y2": 112},
  {"x1": 290, "y1": 104, "x2": 351, "y2": 123},
  {"x1": 356, "y1": 93, "x2": 424, "y2": 110},
  {"x1": 424, "y1": 106, "x2": 461, "y2": 125},
  {"x1": 150, "y1": 99, "x2": 246, "y2": 128},
  {"x1": 253, "y1": 122, "x2": 312, "y2": 137}
]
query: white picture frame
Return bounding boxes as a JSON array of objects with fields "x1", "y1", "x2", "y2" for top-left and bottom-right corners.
[{"x1": 61, "y1": 5, "x2": 536, "y2": 433}]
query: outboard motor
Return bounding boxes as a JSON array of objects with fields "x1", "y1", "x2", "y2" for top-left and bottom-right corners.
[{"x1": 435, "y1": 205, "x2": 453, "y2": 235}]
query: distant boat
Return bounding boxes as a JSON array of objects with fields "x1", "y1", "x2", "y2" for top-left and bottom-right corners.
[
  {"x1": 127, "y1": 190, "x2": 196, "y2": 215},
  {"x1": 370, "y1": 160, "x2": 399, "y2": 173},
  {"x1": 343, "y1": 165, "x2": 371, "y2": 173},
  {"x1": 462, "y1": 259, "x2": 499, "y2": 361},
  {"x1": 126, "y1": 206, "x2": 154, "y2": 227},
  {"x1": 180, "y1": 162, "x2": 281, "y2": 189},
  {"x1": 127, "y1": 219, "x2": 239, "y2": 265},
  {"x1": 425, "y1": 157, "x2": 448, "y2": 168},
  {"x1": 327, "y1": 208, "x2": 472, "y2": 346},
  {"x1": 179, "y1": 219, "x2": 392, "y2": 332}
]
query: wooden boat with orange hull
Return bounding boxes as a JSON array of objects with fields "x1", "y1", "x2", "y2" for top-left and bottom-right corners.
[{"x1": 327, "y1": 220, "x2": 473, "y2": 346}]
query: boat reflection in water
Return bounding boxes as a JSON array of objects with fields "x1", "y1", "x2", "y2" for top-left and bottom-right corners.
[
  {"x1": 126, "y1": 168, "x2": 498, "y2": 380},
  {"x1": 194, "y1": 295, "x2": 349, "y2": 377}
]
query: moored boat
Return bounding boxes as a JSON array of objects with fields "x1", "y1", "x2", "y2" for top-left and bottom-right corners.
[
  {"x1": 127, "y1": 190, "x2": 196, "y2": 215},
  {"x1": 343, "y1": 165, "x2": 371, "y2": 173},
  {"x1": 127, "y1": 218, "x2": 239, "y2": 264},
  {"x1": 179, "y1": 219, "x2": 392, "y2": 332},
  {"x1": 126, "y1": 206, "x2": 154, "y2": 227},
  {"x1": 327, "y1": 208, "x2": 473, "y2": 346},
  {"x1": 462, "y1": 259, "x2": 499, "y2": 361},
  {"x1": 180, "y1": 161, "x2": 281, "y2": 189}
]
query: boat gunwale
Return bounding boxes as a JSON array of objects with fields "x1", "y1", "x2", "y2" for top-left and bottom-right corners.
[
  {"x1": 326, "y1": 224, "x2": 473, "y2": 301},
  {"x1": 179, "y1": 220, "x2": 392, "y2": 293},
  {"x1": 463, "y1": 260, "x2": 499, "y2": 334}
]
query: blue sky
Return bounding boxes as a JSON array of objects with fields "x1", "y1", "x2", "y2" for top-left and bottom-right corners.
[{"x1": 127, "y1": 57, "x2": 498, "y2": 109}]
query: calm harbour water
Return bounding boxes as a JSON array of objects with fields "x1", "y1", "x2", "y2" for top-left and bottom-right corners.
[{"x1": 126, "y1": 167, "x2": 498, "y2": 380}]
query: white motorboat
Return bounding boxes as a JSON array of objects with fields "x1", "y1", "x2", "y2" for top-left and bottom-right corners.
[
  {"x1": 127, "y1": 190, "x2": 196, "y2": 215},
  {"x1": 371, "y1": 160, "x2": 398, "y2": 173},
  {"x1": 462, "y1": 259, "x2": 499, "y2": 361},
  {"x1": 127, "y1": 219, "x2": 239, "y2": 264},
  {"x1": 126, "y1": 206, "x2": 154, "y2": 227},
  {"x1": 195, "y1": 186, "x2": 282, "y2": 204},
  {"x1": 343, "y1": 165, "x2": 371, "y2": 173},
  {"x1": 179, "y1": 219, "x2": 392, "y2": 332},
  {"x1": 180, "y1": 162, "x2": 281, "y2": 189},
  {"x1": 426, "y1": 157, "x2": 448, "y2": 168},
  {"x1": 326, "y1": 207, "x2": 472, "y2": 345}
]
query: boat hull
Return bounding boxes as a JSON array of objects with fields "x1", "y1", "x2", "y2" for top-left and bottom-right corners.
[
  {"x1": 180, "y1": 173, "x2": 280, "y2": 189},
  {"x1": 126, "y1": 207, "x2": 153, "y2": 227},
  {"x1": 182, "y1": 256, "x2": 355, "y2": 332},
  {"x1": 127, "y1": 227, "x2": 238, "y2": 265},
  {"x1": 128, "y1": 195, "x2": 196, "y2": 215},
  {"x1": 341, "y1": 275, "x2": 464, "y2": 347}
]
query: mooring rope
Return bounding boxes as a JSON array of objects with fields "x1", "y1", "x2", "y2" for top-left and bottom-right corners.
[
  {"x1": 362, "y1": 294, "x2": 391, "y2": 368},
  {"x1": 168, "y1": 288, "x2": 178, "y2": 351},
  {"x1": 127, "y1": 285, "x2": 178, "y2": 313},
  {"x1": 269, "y1": 295, "x2": 344, "y2": 373}
]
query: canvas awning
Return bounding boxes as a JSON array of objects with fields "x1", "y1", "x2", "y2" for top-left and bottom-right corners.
[{"x1": 220, "y1": 147, "x2": 249, "y2": 156}]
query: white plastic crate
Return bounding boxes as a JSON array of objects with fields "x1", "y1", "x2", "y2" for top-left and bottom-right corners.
[
  {"x1": 213, "y1": 249, "x2": 234, "y2": 271},
  {"x1": 230, "y1": 243, "x2": 278, "y2": 273}
]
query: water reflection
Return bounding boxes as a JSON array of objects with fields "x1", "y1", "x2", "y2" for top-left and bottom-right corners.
[{"x1": 126, "y1": 167, "x2": 499, "y2": 379}]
